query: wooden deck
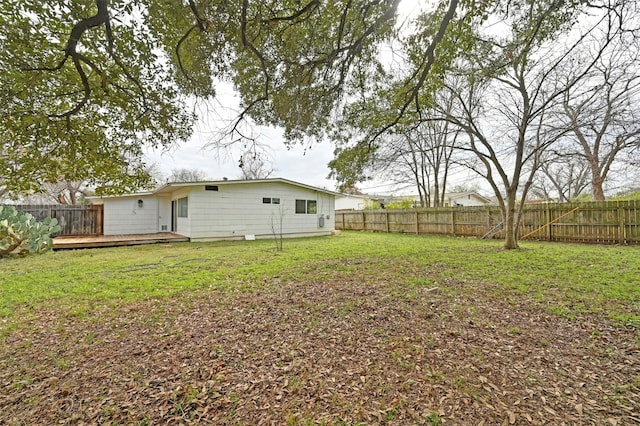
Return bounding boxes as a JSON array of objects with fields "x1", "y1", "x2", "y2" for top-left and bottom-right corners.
[{"x1": 53, "y1": 233, "x2": 190, "y2": 250}]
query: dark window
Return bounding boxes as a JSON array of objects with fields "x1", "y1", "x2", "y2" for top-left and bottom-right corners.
[
  {"x1": 307, "y1": 200, "x2": 317, "y2": 214},
  {"x1": 272, "y1": 198, "x2": 280, "y2": 205},
  {"x1": 295, "y1": 199, "x2": 306, "y2": 214},
  {"x1": 177, "y1": 197, "x2": 188, "y2": 217},
  {"x1": 262, "y1": 197, "x2": 271, "y2": 204},
  {"x1": 295, "y1": 199, "x2": 317, "y2": 214},
  {"x1": 205, "y1": 185, "x2": 219, "y2": 191}
]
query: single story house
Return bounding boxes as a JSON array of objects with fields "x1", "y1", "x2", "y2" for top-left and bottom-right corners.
[
  {"x1": 411, "y1": 191, "x2": 494, "y2": 207},
  {"x1": 335, "y1": 193, "x2": 372, "y2": 211},
  {"x1": 336, "y1": 191, "x2": 494, "y2": 210},
  {"x1": 89, "y1": 178, "x2": 337, "y2": 241}
]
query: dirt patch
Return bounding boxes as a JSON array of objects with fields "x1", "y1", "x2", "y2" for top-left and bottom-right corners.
[{"x1": 1, "y1": 272, "x2": 638, "y2": 425}]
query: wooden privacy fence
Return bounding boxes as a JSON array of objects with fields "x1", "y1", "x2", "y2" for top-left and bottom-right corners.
[
  {"x1": 7, "y1": 204, "x2": 103, "y2": 236},
  {"x1": 335, "y1": 200, "x2": 640, "y2": 245}
]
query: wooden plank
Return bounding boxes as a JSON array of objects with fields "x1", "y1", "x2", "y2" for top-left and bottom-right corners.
[
  {"x1": 331, "y1": 201, "x2": 640, "y2": 245},
  {"x1": 53, "y1": 233, "x2": 189, "y2": 250},
  {"x1": 6, "y1": 204, "x2": 104, "y2": 236}
]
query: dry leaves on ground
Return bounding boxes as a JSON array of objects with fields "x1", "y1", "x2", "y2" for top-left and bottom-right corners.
[{"x1": 1, "y1": 269, "x2": 638, "y2": 425}]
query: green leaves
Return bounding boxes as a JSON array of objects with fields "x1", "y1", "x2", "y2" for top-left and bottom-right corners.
[
  {"x1": 1, "y1": 0, "x2": 406, "y2": 196},
  {"x1": 0, "y1": 0, "x2": 195, "y2": 196},
  {"x1": 0, "y1": 206, "x2": 61, "y2": 257},
  {"x1": 328, "y1": 142, "x2": 378, "y2": 191}
]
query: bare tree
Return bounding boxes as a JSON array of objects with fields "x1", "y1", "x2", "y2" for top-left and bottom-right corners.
[
  {"x1": 531, "y1": 151, "x2": 591, "y2": 202},
  {"x1": 377, "y1": 117, "x2": 458, "y2": 207},
  {"x1": 238, "y1": 153, "x2": 275, "y2": 180},
  {"x1": 50, "y1": 180, "x2": 86, "y2": 205},
  {"x1": 144, "y1": 162, "x2": 167, "y2": 187},
  {"x1": 167, "y1": 168, "x2": 208, "y2": 183},
  {"x1": 561, "y1": 32, "x2": 640, "y2": 201},
  {"x1": 14, "y1": 179, "x2": 88, "y2": 205},
  {"x1": 270, "y1": 202, "x2": 285, "y2": 252},
  {"x1": 436, "y1": 0, "x2": 620, "y2": 248}
]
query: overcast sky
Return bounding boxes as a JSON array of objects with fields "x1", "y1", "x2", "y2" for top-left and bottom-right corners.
[
  {"x1": 143, "y1": 77, "x2": 342, "y2": 190},
  {"x1": 145, "y1": 130, "x2": 338, "y2": 189}
]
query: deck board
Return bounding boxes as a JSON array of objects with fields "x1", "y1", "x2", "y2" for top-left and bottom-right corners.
[{"x1": 53, "y1": 233, "x2": 189, "y2": 250}]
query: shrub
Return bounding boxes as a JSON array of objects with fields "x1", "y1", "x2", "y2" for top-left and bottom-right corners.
[
  {"x1": 0, "y1": 206, "x2": 61, "y2": 257},
  {"x1": 385, "y1": 199, "x2": 414, "y2": 209}
]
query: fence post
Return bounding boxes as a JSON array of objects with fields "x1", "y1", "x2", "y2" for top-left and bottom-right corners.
[
  {"x1": 415, "y1": 210, "x2": 419, "y2": 235},
  {"x1": 362, "y1": 211, "x2": 366, "y2": 231},
  {"x1": 98, "y1": 205, "x2": 104, "y2": 235},
  {"x1": 385, "y1": 211, "x2": 390, "y2": 233},
  {"x1": 451, "y1": 209, "x2": 456, "y2": 236},
  {"x1": 618, "y1": 202, "x2": 626, "y2": 245},
  {"x1": 545, "y1": 204, "x2": 552, "y2": 241}
]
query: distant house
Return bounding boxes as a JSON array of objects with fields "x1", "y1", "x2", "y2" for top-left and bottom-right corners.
[
  {"x1": 335, "y1": 193, "x2": 372, "y2": 211},
  {"x1": 89, "y1": 178, "x2": 337, "y2": 241},
  {"x1": 411, "y1": 192, "x2": 495, "y2": 207},
  {"x1": 336, "y1": 191, "x2": 494, "y2": 210}
]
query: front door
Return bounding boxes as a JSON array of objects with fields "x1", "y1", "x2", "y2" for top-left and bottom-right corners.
[{"x1": 171, "y1": 200, "x2": 177, "y2": 232}]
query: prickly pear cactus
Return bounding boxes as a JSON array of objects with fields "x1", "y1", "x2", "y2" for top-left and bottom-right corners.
[{"x1": 0, "y1": 206, "x2": 61, "y2": 257}]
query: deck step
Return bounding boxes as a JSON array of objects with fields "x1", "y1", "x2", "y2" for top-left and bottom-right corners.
[{"x1": 53, "y1": 233, "x2": 189, "y2": 250}]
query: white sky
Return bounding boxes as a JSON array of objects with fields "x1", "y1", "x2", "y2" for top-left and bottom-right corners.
[{"x1": 144, "y1": 80, "x2": 341, "y2": 190}]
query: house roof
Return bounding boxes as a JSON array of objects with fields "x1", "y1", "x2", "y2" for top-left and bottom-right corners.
[
  {"x1": 407, "y1": 191, "x2": 494, "y2": 205},
  {"x1": 445, "y1": 192, "x2": 494, "y2": 204},
  {"x1": 336, "y1": 193, "x2": 371, "y2": 200},
  {"x1": 90, "y1": 178, "x2": 339, "y2": 200}
]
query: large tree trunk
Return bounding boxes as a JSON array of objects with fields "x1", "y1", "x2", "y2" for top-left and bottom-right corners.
[
  {"x1": 433, "y1": 181, "x2": 440, "y2": 208},
  {"x1": 592, "y1": 175, "x2": 606, "y2": 201},
  {"x1": 502, "y1": 192, "x2": 519, "y2": 249}
]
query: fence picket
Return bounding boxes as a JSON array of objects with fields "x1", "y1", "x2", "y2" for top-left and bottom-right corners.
[
  {"x1": 336, "y1": 200, "x2": 640, "y2": 246},
  {"x1": 5, "y1": 204, "x2": 104, "y2": 236}
]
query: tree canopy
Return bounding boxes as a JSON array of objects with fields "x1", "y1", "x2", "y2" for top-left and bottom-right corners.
[{"x1": 0, "y1": 0, "x2": 405, "y2": 196}]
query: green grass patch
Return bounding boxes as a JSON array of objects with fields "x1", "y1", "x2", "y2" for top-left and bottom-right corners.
[{"x1": 1, "y1": 232, "x2": 638, "y2": 335}]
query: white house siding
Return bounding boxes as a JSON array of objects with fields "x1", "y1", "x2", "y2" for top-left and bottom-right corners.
[
  {"x1": 445, "y1": 194, "x2": 490, "y2": 207},
  {"x1": 101, "y1": 195, "x2": 159, "y2": 235},
  {"x1": 410, "y1": 192, "x2": 493, "y2": 207},
  {"x1": 335, "y1": 195, "x2": 369, "y2": 211},
  {"x1": 186, "y1": 182, "x2": 335, "y2": 241}
]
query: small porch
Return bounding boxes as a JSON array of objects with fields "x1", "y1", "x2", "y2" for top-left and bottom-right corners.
[{"x1": 53, "y1": 232, "x2": 190, "y2": 250}]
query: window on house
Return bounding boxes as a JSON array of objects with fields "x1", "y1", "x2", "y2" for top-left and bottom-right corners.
[
  {"x1": 177, "y1": 197, "x2": 188, "y2": 217},
  {"x1": 205, "y1": 185, "x2": 219, "y2": 191},
  {"x1": 295, "y1": 199, "x2": 317, "y2": 214},
  {"x1": 263, "y1": 197, "x2": 271, "y2": 204},
  {"x1": 272, "y1": 198, "x2": 280, "y2": 205},
  {"x1": 295, "y1": 199, "x2": 306, "y2": 213},
  {"x1": 307, "y1": 200, "x2": 317, "y2": 214}
]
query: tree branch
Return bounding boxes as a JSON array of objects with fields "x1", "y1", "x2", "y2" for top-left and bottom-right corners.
[
  {"x1": 370, "y1": 0, "x2": 459, "y2": 144},
  {"x1": 263, "y1": 0, "x2": 320, "y2": 23}
]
